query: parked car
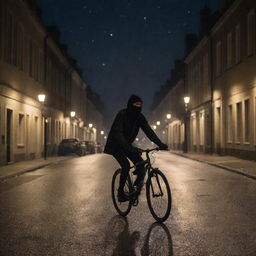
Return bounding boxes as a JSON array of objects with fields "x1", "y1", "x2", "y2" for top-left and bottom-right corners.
[
  {"x1": 83, "y1": 140, "x2": 96, "y2": 154},
  {"x1": 58, "y1": 138, "x2": 85, "y2": 156},
  {"x1": 95, "y1": 142, "x2": 103, "y2": 153}
]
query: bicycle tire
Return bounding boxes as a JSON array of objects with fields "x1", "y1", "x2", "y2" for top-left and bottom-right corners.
[
  {"x1": 142, "y1": 222, "x2": 173, "y2": 255},
  {"x1": 146, "y1": 169, "x2": 172, "y2": 222},
  {"x1": 111, "y1": 169, "x2": 132, "y2": 216}
]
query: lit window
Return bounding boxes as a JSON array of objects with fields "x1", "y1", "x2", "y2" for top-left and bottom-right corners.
[
  {"x1": 227, "y1": 105, "x2": 233, "y2": 143},
  {"x1": 18, "y1": 114, "x2": 25, "y2": 145},
  {"x1": 236, "y1": 102, "x2": 242, "y2": 143},
  {"x1": 244, "y1": 99, "x2": 250, "y2": 143}
]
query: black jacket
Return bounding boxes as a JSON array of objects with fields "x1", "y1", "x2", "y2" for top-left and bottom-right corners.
[{"x1": 104, "y1": 109, "x2": 162, "y2": 155}]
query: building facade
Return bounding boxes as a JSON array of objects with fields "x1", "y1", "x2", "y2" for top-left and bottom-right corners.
[
  {"x1": 0, "y1": 0, "x2": 103, "y2": 166},
  {"x1": 151, "y1": 80, "x2": 185, "y2": 150},
  {"x1": 152, "y1": 0, "x2": 256, "y2": 160}
]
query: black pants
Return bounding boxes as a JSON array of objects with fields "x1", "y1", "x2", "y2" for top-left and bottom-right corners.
[{"x1": 112, "y1": 150, "x2": 145, "y2": 191}]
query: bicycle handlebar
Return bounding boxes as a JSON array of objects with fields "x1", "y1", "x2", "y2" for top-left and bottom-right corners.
[{"x1": 140, "y1": 147, "x2": 159, "y2": 153}]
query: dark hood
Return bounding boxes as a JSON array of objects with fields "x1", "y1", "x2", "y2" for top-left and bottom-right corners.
[{"x1": 126, "y1": 94, "x2": 143, "y2": 120}]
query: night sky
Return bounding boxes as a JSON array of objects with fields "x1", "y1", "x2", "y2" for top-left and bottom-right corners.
[{"x1": 36, "y1": 0, "x2": 219, "y2": 118}]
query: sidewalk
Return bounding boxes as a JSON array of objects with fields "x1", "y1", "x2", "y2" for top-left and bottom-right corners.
[
  {"x1": 0, "y1": 156, "x2": 74, "y2": 181},
  {"x1": 170, "y1": 150, "x2": 256, "y2": 179}
]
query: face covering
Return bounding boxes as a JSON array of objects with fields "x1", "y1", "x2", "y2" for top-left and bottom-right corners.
[{"x1": 127, "y1": 94, "x2": 143, "y2": 119}]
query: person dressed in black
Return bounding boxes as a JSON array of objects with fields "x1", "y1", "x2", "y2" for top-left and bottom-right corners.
[{"x1": 104, "y1": 95, "x2": 168, "y2": 202}]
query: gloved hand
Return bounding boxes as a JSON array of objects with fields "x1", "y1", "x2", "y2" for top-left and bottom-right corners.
[
  {"x1": 158, "y1": 143, "x2": 168, "y2": 150},
  {"x1": 130, "y1": 146, "x2": 142, "y2": 155}
]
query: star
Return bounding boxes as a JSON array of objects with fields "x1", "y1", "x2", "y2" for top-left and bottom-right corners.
[
  {"x1": 187, "y1": 10, "x2": 191, "y2": 14},
  {"x1": 110, "y1": 33, "x2": 114, "y2": 37},
  {"x1": 102, "y1": 63, "x2": 106, "y2": 67},
  {"x1": 143, "y1": 16, "x2": 147, "y2": 20}
]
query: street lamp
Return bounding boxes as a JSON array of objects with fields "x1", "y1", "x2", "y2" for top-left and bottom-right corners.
[
  {"x1": 89, "y1": 123, "x2": 93, "y2": 128},
  {"x1": 166, "y1": 114, "x2": 171, "y2": 120},
  {"x1": 156, "y1": 121, "x2": 161, "y2": 126},
  {"x1": 38, "y1": 94, "x2": 46, "y2": 103},
  {"x1": 38, "y1": 94, "x2": 47, "y2": 160},
  {"x1": 153, "y1": 125, "x2": 157, "y2": 130},
  {"x1": 70, "y1": 111, "x2": 76, "y2": 118},
  {"x1": 183, "y1": 96, "x2": 190, "y2": 153},
  {"x1": 100, "y1": 130, "x2": 104, "y2": 135}
]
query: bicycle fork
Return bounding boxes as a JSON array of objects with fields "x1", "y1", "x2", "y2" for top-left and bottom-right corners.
[{"x1": 150, "y1": 170, "x2": 164, "y2": 198}]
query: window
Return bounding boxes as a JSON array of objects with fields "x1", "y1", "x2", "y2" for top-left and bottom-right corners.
[
  {"x1": 199, "y1": 112, "x2": 205, "y2": 146},
  {"x1": 192, "y1": 114, "x2": 197, "y2": 146},
  {"x1": 34, "y1": 116, "x2": 38, "y2": 152},
  {"x1": 236, "y1": 102, "x2": 242, "y2": 143},
  {"x1": 235, "y1": 24, "x2": 241, "y2": 63},
  {"x1": 227, "y1": 105, "x2": 233, "y2": 142},
  {"x1": 227, "y1": 32, "x2": 233, "y2": 68},
  {"x1": 203, "y1": 54, "x2": 209, "y2": 86},
  {"x1": 247, "y1": 10, "x2": 255, "y2": 56},
  {"x1": 216, "y1": 41, "x2": 222, "y2": 76},
  {"x1": 18, "y1": 114, "x2": 25, "y2": 145},
  {"x1": 244, "y1": 99, "x2": 250, "y2": 143}
]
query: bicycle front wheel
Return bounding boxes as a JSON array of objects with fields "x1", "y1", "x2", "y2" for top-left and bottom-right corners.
[
  {"x1": 146, "y1": 169, "x2": 172, "y2": 222},
  {"x1": 111, "y1": 169, "x2": 132, "y2": 217}
]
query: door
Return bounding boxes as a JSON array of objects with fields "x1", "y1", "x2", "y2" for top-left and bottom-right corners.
[{"x1": 6, "y1": 109, "x2": 12, "y2": 163}]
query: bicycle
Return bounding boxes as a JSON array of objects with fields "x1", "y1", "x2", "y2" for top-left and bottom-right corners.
[{"x1": 111, "y1": 147, "x2": 172, "y2": 222}]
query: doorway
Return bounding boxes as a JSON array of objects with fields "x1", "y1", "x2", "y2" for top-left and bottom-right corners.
[{"x1": 6, "y1": 109, "x2": 13, "y2": 163}]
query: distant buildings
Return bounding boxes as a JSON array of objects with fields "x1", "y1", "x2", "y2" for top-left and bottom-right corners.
[
  {"x1": 151, "y1": 0, "x2": 256, "y2": 160},
  {"x1": 0, "y1": 0, "x2": 104, "y2": 166}
]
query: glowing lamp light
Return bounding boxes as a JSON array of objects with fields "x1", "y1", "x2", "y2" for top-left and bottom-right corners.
[
  {"x1": 89, "y1": 123, "x2": 93, "y2": 128},
  {"x1": 153, "y1": 125, "x2": 157, "y2": 130},
  {"x1": 104, "y1": 136, "x2": 107, "y2": 139},
  {"x1": 156, "y1": 121, "x2": 161, "y2": 126},
  {"x1": 70, "y1": 111, "x2": 76, "y2": 117},
  {"x1": 100, "y1": 130, "x2": 104, "y2": 135},
  {"x1": 38, "y1": 94, "x2": 46, "y2": 103},
  {"x1": 166, "y1": 114, "x2": 171, "y2": 119},
  {"x1": 184, "y1": 96, "x2": 190, "y2": 104},
  {"x1": 136, "y1": 138, "x2": 139, "y2": 141}
]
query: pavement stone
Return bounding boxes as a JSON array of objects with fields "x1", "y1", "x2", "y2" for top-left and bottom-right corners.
[
  {"x1": 170, "y1": 150, "x2": 256, "y2": 180},
  {"x1": 0, "y1": 155, "x2": 74, "y2": 181}
]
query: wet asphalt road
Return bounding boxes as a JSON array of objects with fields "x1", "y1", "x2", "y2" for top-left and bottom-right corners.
[{"x1": 0, "y1": 152, "x2": 256, "y2": 256}]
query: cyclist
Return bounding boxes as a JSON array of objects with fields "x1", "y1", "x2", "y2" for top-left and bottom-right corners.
[{"x1": 104, "y1": 94, "x2": 168, "y2": 202}]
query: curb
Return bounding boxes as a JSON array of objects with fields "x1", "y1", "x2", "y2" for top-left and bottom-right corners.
[
  {"x1": 170, "y1": 152, "x2": 256, "y2": 180},
  {"x1": 0, "y1": 157, "x2": 73, "y2": 182},
  {"x1": 0, "y1": 163, "x2": 52, "y2": 182}
]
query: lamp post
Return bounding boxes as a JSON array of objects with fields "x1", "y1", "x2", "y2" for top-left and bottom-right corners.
[
  {"x1": 165, "y1": 114, "x2": 171, "y2": 145},
  {"x1": 183, "y1": 96, "x2": 190, "y2": 153},
  {"x1": 38, "y1": 94, "x2": 47, "y2": 160},
  {"x1": 70, "y1": 111, "x2": 76, "y2": 118}
]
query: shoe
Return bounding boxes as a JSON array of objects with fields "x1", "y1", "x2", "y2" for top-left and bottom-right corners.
[{"x1": 117, "y1": 190, "x2": 129, "y2": 202}]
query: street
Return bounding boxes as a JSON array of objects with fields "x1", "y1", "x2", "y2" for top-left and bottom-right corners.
[{"x1": 0, "y1": 152, "x2": 255, "y2": 256}]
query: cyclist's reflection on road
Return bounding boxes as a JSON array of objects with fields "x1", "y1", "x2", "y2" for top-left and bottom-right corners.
[{"x1": 104, "y1": 215, "x2": 173, "y2": 256}]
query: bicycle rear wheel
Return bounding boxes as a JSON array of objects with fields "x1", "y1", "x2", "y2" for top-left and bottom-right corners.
[
  {"x1": 111, "y1": 169, "x2": 132, "y2": 216},
  {"x1": 146, "y1": 169, "x2": 172, "y2": 222}
]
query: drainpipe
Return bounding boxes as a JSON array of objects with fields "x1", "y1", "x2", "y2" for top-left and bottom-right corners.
[{"x1": 209, "y1": 36, "x2": 214, "y2": 154}]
